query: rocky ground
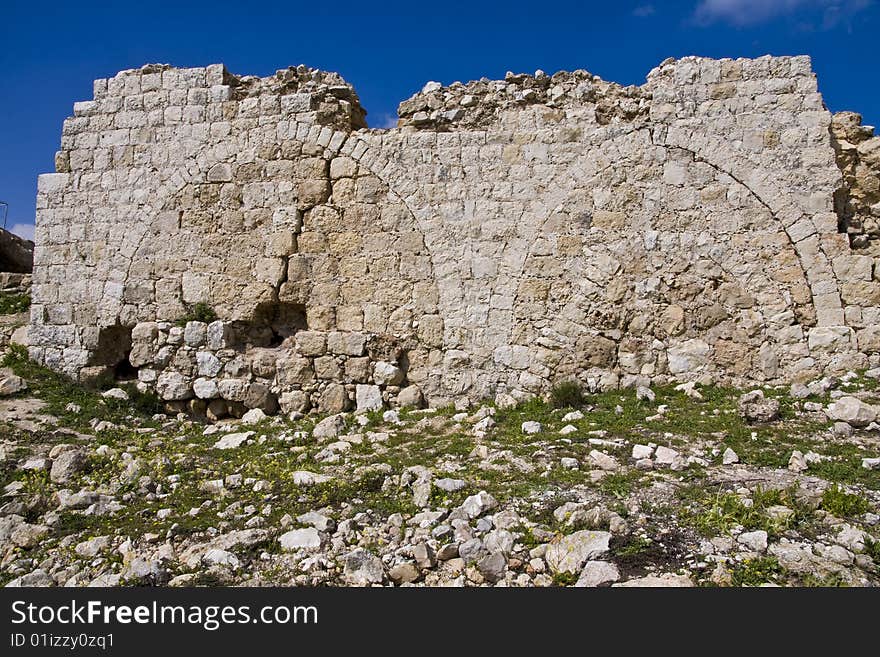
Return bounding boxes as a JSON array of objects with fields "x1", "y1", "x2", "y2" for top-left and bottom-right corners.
[{"x1": 1, "y1": 340, "x2": 879, "y2": 587}]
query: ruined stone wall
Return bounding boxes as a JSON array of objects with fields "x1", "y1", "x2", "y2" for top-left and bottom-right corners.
[
  {"x1": 29, "y1": 55, "x2": 880, "y2": 416},
  {"x1": 0, "y1": 228, "x2": 34, "y2": 274}
]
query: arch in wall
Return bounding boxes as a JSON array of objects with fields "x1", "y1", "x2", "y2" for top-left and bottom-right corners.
[
  {"x1": 95, "y1": 112, "x2": 846, "y2": 396},
  {"x1": 658, "y1": 127, "x2": 844, "y2": 326},
  {"x1": 115, "y1": 127, "x2": 448, "y2": 400},
  {"x1": 501, "y1": 129, "x2": 818, "y2": 389}
]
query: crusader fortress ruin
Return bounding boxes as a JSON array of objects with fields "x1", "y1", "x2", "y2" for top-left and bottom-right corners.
[{"x1": 28, "y1": 56, "x2": 880, "y2": 420}]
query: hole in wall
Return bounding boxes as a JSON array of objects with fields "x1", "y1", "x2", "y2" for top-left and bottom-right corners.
[
  {"x1": 91, "y1": 325, "x2": 138, "y2": 381},
  {"x1": 230, "y1": 301, "x2": 308, "y2": 348},
  {"x1": 833, "y1": 187, "x2": 852, "y2": 234},
  {"x1": 113, "y1": 358, "x2": 138, "y2": 381}
]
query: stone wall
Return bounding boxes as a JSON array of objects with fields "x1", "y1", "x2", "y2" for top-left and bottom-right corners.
[
  {"x1": 28, "y1": 56, "x2": 880, "y2": 416},
  {"x1": 831, "y1": 111, "x2": 880, "y2": 247},
  {"x1": 0, "y1": 228, "x2": 34, "y2": 274}
]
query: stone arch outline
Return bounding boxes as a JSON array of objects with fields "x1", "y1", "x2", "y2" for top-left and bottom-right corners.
[
  {"x1": 502, "y1": 126, "x2": 816, "y2": 385},
  {"x1": 509, "y1": 128, "x2": 811, "y2": 319},
  {"x1": 115, "y1": 120, "x2": 442, "y2": 336},
  {"x1": 658, "y1": 126, "x2": 844, "y2": 327}
]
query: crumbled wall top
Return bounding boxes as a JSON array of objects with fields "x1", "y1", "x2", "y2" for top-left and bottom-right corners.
[
  {"x1": 85, "y1": 62, "x2": 367, "y2": 134},
  {"x1": 397, "y1": 69, "x2": 649, "y2": 130}
]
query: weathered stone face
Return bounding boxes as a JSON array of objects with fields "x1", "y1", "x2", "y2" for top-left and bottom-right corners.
[{"x1": 27, "y1": 56, "x2": 880, "y2": 413}]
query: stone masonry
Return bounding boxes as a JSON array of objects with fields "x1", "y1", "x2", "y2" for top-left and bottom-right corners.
[{"x1": 28, "y1": 56, "x2": 880, "y2": 417}]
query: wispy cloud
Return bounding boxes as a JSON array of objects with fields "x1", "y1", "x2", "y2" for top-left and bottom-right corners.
[
  {"x1": 633, "y1": 4, "x2": 656, "y2": 17},
  {"x1": 9, "y1": 222, "x2": 35, "y2": 241},
  {"x1": 374, "y1": 113, "x2": 399, "y2": 129},
  {"x1": 693, "y1": 0, "x2": 872, "y2": 27}
]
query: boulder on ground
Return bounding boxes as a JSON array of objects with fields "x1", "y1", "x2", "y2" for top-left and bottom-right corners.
[{"x1": 738, "y1": 390, "x2": 780, "y2": 423}]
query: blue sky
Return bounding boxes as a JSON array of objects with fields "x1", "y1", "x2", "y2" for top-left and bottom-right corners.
[{"x1": 1, "y1": 0, "x2": 877, "y2": 241}]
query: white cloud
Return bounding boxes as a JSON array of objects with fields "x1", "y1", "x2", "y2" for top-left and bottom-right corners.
[
  {"x1": 375, "y1": 113, "x2": 399, "y2": 129},
  {"x1": 9, "y1": 222, "x2": 35, "y2": 242},
  {"x1": 633, "y1": 4, "x2": 656, "y2": 17},
  {"x1": 693, "y1": 0, "x2": 871, "y2": 26}
]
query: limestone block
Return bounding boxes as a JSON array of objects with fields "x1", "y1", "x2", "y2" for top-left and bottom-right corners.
[
  {"x1": 281, "y1": 93, "x2": 314, "y2": 113},
  {"x1": 217, "y1": 378, "x2": 249, "y2": 402},
  {"x1": 327, "y1": 331, "x2": 366, "y2": 356},
  {"x1": 297, "y1": 180, "x2": 330, "y2": 207},
  {"x1": 576, "y1": 335, "x2": 617, "y2": 368},
  {"x1": 193, "y1": 377, "x2": 219, "y2": 399},
  {"x1": 667, "y1": 339, "x2": 711, "y2": 374},
  {"x1": 207, "y1": 162, "x2": 233, "y2": 182},
  {"x1": 356, "y1": 384, "x2": 383, "y2": 411},
  {"x1": 245, "y1": 383, "x2": 277, "y2": 413},
  {"x1": 184, "y1": 321, "x2": 207, "y2": 347},
  {"x1": 396, "y1": 385, "x2": 424, "y2": 408},
  {"x1": 856, "y1": 326, "x2": 880, "y2": 353},
  {"x1": 807, "y1": 326, "x2": 854, "y2": 352},
  {"x1": 276, "y1": 356, "x2": 314, "y2": 386},
  {"x1": 373, "y1": 361, "x2": 404, "y2": 386},
  {"x1": 37, "y1": 173, "x2": 70, "y2": 194},
  {"x1": 196, "y1": 351, "x2": 222, "y2": 377},
  {"x1": 254, "y1": 258, "x2": 286, "y2": 286},
  {"x1": 336, "y1": 306, "x2": 364, "y2": 331},
  {"x1": 295, "y1": 331, "x2": 326, "y2": 356},
  {"x1": 788, "y1": 217, "x2": 816, "y2": 242},
  {"x1": 319, "y1": 383, "x2": 348, "y2": 413},
  {"x1": 330, "y1": 156, "x2": 357, "y2": 179},
  {"x1": 841, "y1": 281, "x2": 880, "y2": 306},
  {"x1": 592, "y1": 211, "x2": 625, "y2": 230},
  {"x1": 266, "y1": 231, "x2": 297, "y2": 257},
  {"x1": 280, "y1": 390, "x2": 310, "y2": 414},
  {"x1": 181, "y1": 273, "x2": 209, "y2": 304},
  {"x1": 206, "y1": 321, "x2": 231, "y2": 350},
  {"x1": 314, "y1": 355, "x2": 342, "y2": 379},
  {"x1": 345, "y1": 357, "x2": 371, "y2": 383},
  {"x1": 156, "y1": 371, "x2": 192, "y2": 401},
  {"x1": 128, "y1": 343, "x2": 155, "y2": 368},
  {"x1": 131, "y1": 322, "x2": 159, "y2": 343}
]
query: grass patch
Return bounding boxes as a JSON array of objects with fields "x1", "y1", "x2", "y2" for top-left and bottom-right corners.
[
  {"x1": 551, "y1": 571, "x2": 579, "y2": 586},
  {"x1": 613, "y1": 535, "x2": 653, "y2": 558},
  {"x1": 1, "y1": 344, "x2": 162, "y2": 431},
  {"x1": 684, "y1": 485, "x2": 811, "y2": 538},
  {"x1": 0, "y1": 291, "x2": 30, "y2": 315},
  {"x1": 863, "y1": 536, "x2": 880, "y2": 567},
  {"x1": 597, "y1": 470, "x2": 647, "y2": 499},
  {"x1": 820, "y1": 485, "x2": 871, "y2": 518},
  {"x1": 800, "y1": 572, "x2": 849, "y2": 587},
  {"x1": 549, "y1": 381, "x2": 586, "y2": 410}
]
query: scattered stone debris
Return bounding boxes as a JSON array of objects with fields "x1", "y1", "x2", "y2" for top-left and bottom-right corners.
[{"x1": 1, "y1": 340, "x2": 879, "y2": 588}]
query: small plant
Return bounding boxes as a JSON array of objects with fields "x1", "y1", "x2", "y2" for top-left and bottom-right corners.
[
  {"x1": 1, "y1": 342, "x2": 29, "y2": 366},
  {"x1": 821, "y1": 485, "x2": 870, "y2": 518},
  {"x1": 175, "y1": 302, "x2": 217, "y2": 326},
  {"x1": 551, "y1": 571, "x2": 579, "y2": 586},
  {"x1": 729, "y1": 556, "x2": 783, "y2": 587},
  {"x1": 0, "y1": 291, "x2": 30, "y2": 315},
  {"x1": 800, "y1": 572, "x2": 849, "y2": 587},
  {"x1": 614, "y1": 535, "x2": 653, "y2": 558},
  {"x1": 549, "y1": 380, "x2": 585, "y2": 409}
]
